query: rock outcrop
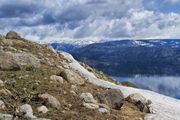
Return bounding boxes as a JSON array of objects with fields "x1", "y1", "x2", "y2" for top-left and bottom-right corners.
[{"x1": 6, "y1": 31, "x2": 21, "y2": 39}]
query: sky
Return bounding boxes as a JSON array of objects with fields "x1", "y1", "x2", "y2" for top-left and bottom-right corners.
[{"x1": 0, "y1": 0, "x2": 180, "y2": 43}]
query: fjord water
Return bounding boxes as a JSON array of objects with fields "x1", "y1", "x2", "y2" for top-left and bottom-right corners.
[{"x1": 114, "y1": 76, "x2": 180, "y2": 99}]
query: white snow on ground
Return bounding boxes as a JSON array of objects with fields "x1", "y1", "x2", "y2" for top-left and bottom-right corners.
[{"x1": 60, "y1": 51, "x2": 180, "y2": 120}]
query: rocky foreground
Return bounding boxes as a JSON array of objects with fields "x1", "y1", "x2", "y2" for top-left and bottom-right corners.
[{"x1": 0, "y1": 31, "x2": 179, "y2": 120}]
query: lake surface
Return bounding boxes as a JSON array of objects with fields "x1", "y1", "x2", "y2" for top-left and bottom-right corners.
[{"x1": 114, "y1": 76, "x2": 180, "y2": 99}]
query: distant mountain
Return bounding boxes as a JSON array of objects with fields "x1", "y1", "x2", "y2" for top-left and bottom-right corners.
[
  {"x1": 51, "y1": 42, "x2": 81, "y2": 52},
  {"x1": 71, "y1": 39, "x2": 180, "y2": 76}
]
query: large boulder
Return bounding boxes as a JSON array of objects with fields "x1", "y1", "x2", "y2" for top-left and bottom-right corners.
[
  {"x1": 8, "y1": 52, "x2": 41, "y2": 68},
  {"x1": 5, "y1": 31, "x2": 21, "y2": 39},
  {"x1": 60, "y1": 69, "x2": 85, "y2": 85},
  {"x1": 105, "y1": 89, "x2": 124, "y2": 110},
  {"x1": 97, "y1": 89, "x2": 124, "y2": 110},
  {"x1": 126, "y1": 93, "x2": 151, "y2": 113},
  {"x1": 0, "y1": 51, "x2": 20, "y2": 70},
  {"x1": 39, "y1": 93, "x2": 61, "y2": 109}
]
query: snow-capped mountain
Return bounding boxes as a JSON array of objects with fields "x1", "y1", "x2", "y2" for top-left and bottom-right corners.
[
  {"x1": 70, "y1": 39, "x2": 180, "y2": 76},
  {"x1": 51, "y1": 39, "x2": 180, "y2": 52}
]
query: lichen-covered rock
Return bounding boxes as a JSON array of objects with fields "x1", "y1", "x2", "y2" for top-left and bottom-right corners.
[
  {"x1": 39, "y1": 93, "x2": 61, "y2": 109},
  {"x1": 6, "y1": 31, "x2": 21, "y2": 39},
  {"x1": 19, "y1": 104, "x2": 36, "y2": 119},
  {"x1": 0, "y1": 51, "x2": 20, "y2": 70},
  {"x1": 126, "y1": 93, "x2": 151, "y2": 113},
  {"x1": 60, "y1": 69, "x2": 85, "y2": 85}
]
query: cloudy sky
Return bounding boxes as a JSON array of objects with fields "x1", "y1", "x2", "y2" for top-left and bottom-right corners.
[{"x1": 0, "y1": 0, "x2": 180, "y2": 43}]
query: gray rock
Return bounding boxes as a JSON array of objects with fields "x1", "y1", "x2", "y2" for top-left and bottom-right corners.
[
  {"x1": 80, "y1": 92, "x2": 99, "y2": 109},
  {"x1": 80, "y1": 93, "x2": 97, "y2": 104},
  {"x1": 8, "y1": 52, "x2": 41, "y2": 68},
  {"x1": 0, "y1": 113, "x2": 13, "y2": 120},
  {"x1": 39, "y1": 93, "x2": 61, "y2": 109},
  {"x1": 104, "y1": 89, "x2": 124, "y2": 110},
  {"x1": 60, "y1": 69, "x2": 85, "y2": 85},
  {"x1": 0, "y1": 100, "x2": 5, "y2": 109},
  {"x1": 0, "y1": 51, "x2": 20, "y2": 70},
  {"x1": 6, "y1": 31, "x2": 21, "y2": 39},
  {"x1": 19, "y1": 104, "x2": 36, "y2": 119},
  {"x1": 98, "y1": 108, "x2": 110, "y2": 114},
  {"x1": 126, "y1": 93, "x2": 151, "y2": 113},
  {"x1": 50, "y1": 75, "x2": 63, "y2": 84}
]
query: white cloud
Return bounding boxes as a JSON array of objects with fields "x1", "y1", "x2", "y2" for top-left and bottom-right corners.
[{"x1": 0, "y1": 0, "x2": 179, "y2": 43}]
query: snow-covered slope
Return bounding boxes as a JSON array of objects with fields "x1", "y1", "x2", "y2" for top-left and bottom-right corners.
[{"x1": 60, "y1": 51, "x2": 180, "y2": 120}]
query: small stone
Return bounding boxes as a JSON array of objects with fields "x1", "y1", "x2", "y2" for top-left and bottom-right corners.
[
  {"x1": 98, "y1": 108, "x2": 110, "y2": 114},
  {"x1": 0, "y1": 113, "x2": 13, "y2": 120},
  {"x1": 0, "y1": 80, "x2": 4, "y2": 87},
  {"x1": 0, "y1": 89, "x2": 13, "y2": 96},
  {"x1": 50, "y1": 75, "x2": 63, "y2": 84},
  {"x1": 19, "y1": 104, "x2": 36, "y2": 119},
  {"x1": 70, "y1": 85, "x2": 78, "y2": 91},
  {"x1": 80, "y1": 93, "x2": 97, "y2": 104},
  {"x1": 99, "y1": 104, "x2": 110, "y2": 110},
  {"x1": 70, "y1": 90, "x2": 77, "y2": 96},
  {"x1": 0, "y1": 100, "x2": 5, "y2": 109},
  {"x1": 39, "y1": 93, "x2": 61, "y2": 109},
  {"x1": 37, "y1": 106, "x2": 48, "y2": 114},
  {"x1": 82, "y1": 102, "x2": 99, "y2": 109}
]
